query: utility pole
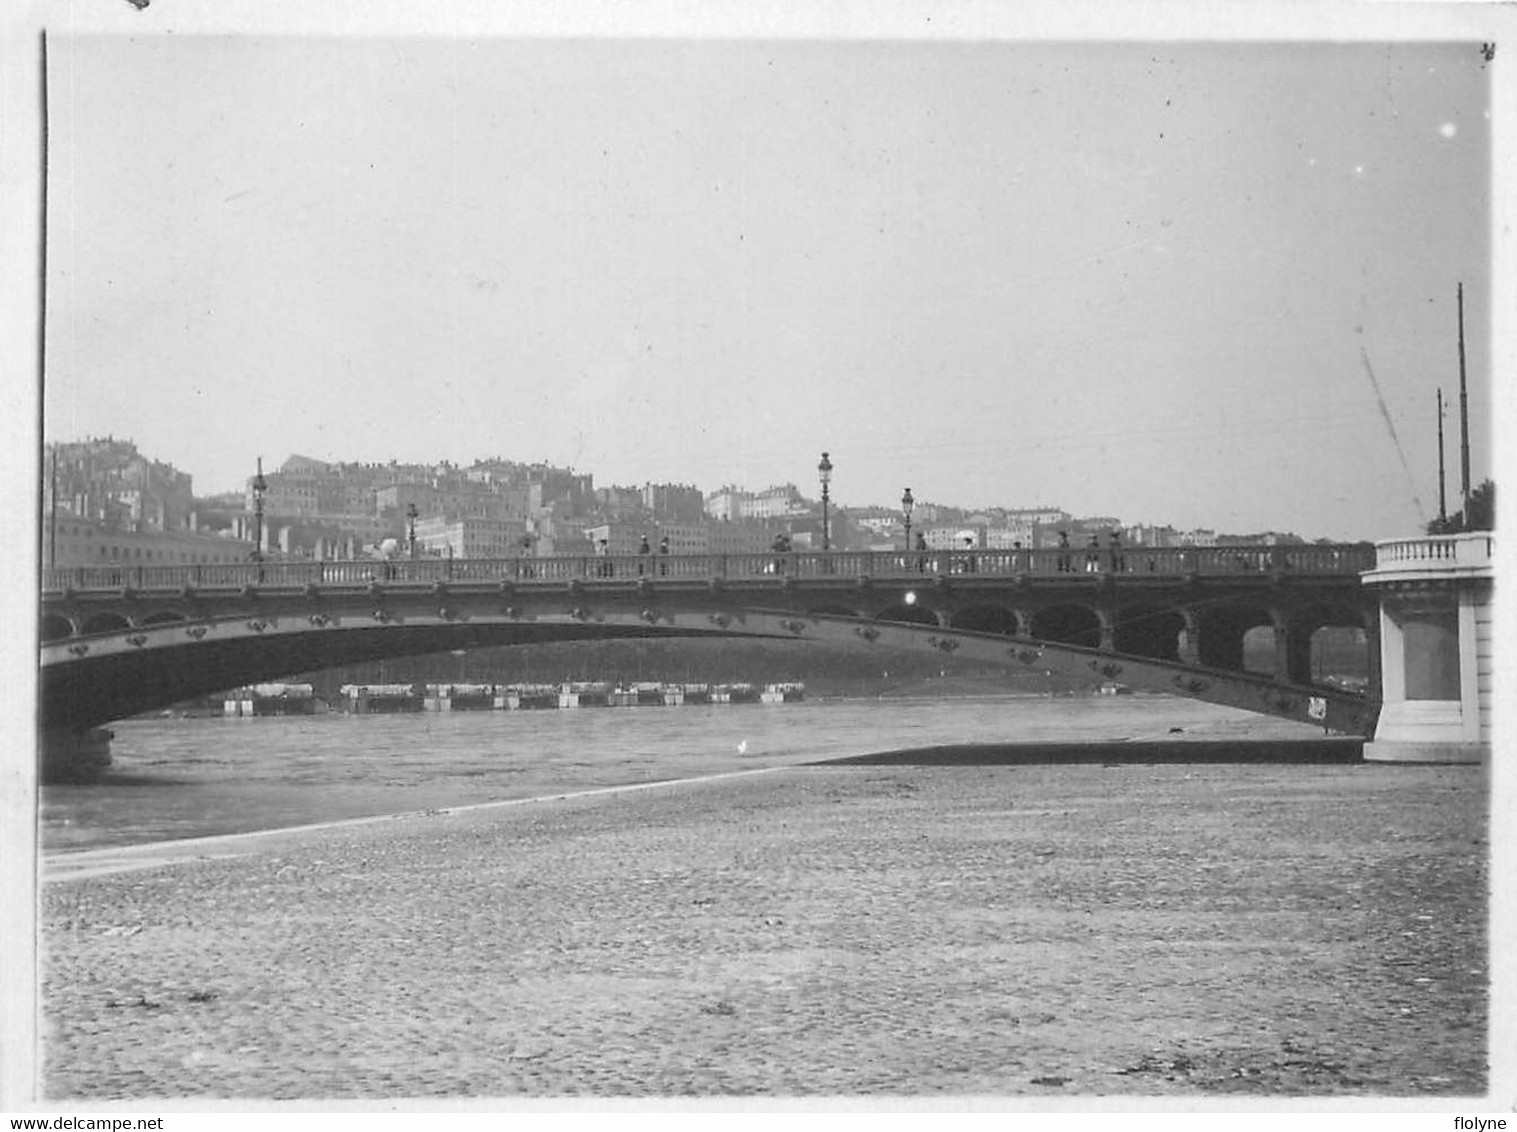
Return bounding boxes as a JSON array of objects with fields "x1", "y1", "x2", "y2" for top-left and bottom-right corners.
[
  {"x1": 1457, "y1": 281, "x2": 1471, "y2": 512},
  {"x1": 1436, "y1": 388, "x2": 1448, "y2": 525}
]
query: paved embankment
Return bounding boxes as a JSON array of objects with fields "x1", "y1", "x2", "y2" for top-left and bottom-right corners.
[
  {"x1": 41, "y1": 758, "x2": 1486, "y2": 1100},
  {"x1": 822, "y1": 737, "x2": 1366, "y2": 765}
]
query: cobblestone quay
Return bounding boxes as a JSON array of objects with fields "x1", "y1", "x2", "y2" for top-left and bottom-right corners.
[{"x1": 43, "y1": 760, "x2": 1486, "y2": 1100}]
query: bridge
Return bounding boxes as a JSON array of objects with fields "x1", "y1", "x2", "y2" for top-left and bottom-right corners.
[{"x1": 40, "y1": 544, "x2": 1381, "y2": 758}]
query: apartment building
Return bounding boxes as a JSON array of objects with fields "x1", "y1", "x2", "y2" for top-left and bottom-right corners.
[
  {"x1": 43, "y1": 511, "x2": 255, "y2": 569},
  {"x1": 415, "y1": 515, "x2": 528, "y2": 559}
]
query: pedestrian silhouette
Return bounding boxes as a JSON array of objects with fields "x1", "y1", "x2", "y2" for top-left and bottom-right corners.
[{"x1": 770, "y1": 531, "x2": 791, "y2": 575}]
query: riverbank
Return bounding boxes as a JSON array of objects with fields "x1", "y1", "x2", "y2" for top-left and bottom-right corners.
[{"x1": 42, "y1": 757, "x2": 1486, "y2": 1101}]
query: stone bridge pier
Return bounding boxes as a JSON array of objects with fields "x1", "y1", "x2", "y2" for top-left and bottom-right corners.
[{"x1": 1362, "y1": 534, "x2": 1493, "y2": 763}]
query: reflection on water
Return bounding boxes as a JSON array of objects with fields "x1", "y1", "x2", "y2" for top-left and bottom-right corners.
[{"x1": 40, "y1": 695, "x2": 1320, "y2": 853}]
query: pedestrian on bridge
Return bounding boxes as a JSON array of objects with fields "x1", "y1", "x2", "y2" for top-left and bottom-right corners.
[
  {"x1": 1058, "y1": 530, "x2": 1072, "y2": 572},
  {"x1": 638, "y1": 535, "x2": 651, "y2": 575},
  {"x1": 771, "y1": 531, "x2": 791, "y2": 575},
  {"x1": 1085, "y1": 535, "x2": 1101, "y2": 573},
  {"x1": 659, "y1": 535, "x2": 670, "y2": 575}
]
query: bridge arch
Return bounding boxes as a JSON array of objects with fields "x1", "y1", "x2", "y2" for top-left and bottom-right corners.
[
  {"x1": 807, "y1": 603, "x2": 865, "y2": 620},
  {"x1": 1286, "y1": 599, "x2": 1373, "y2": 688},
  {"x1": 40, "y1": 613, "x2": 75, "y2": 643},
  {"x1": 40, "y1": 598, "x2": 1380, "y2": 738},
  {"x1": 1029, "y1": 602, "x2": 1103, "y2": 649},
  {"x1": 79, "y1": 611, "x2": 132, "y2": 637},
  {"x1": 40, "y1": 548, "x2": 1381, "y2": 736},
  {"x1": 1196, "y1": 599, "x2": 1278, "y2": 675},
  {"x1": 1113, "y1": 602, "x2": 1186, "y2": 662},
  {"x1": 875, "y1": 601, "x2": 942, "y2": 627},
  {"x1": 949, "y1": 604, "x2": 1022, "y2": 636}
]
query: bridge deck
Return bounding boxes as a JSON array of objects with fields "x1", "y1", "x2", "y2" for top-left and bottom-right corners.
[{"x1": 43, "y1": 543, "x2": 1374, "y2": 596}]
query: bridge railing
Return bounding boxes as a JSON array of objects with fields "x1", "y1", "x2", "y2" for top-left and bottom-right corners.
[
  {"x1": 41, "y1": 542, "x2": 1376, "y2": 595},
  {"x1": 1373, "y1": 533, "x2": 1494, "y2": 570}
]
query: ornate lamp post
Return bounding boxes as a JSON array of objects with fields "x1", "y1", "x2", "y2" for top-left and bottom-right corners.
[
  {"x1": 818, "y1": 451, "x2": 833, "y2": 551},
  {"x1": 251, "y1": 456, "x2": 267, "y2": 563},
  {"x1": 901, "y1": 487, "x2": 914, "y2": 551},
  {"x1": 406, "y1": 502, "x2": 419, "y2": 559}
]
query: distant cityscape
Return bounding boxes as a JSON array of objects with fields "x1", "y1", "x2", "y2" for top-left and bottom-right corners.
[{"x1": 40, "y1": 436, "x2": 1333, "y2": 570}]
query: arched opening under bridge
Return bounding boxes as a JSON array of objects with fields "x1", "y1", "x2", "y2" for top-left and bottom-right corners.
[
  {"x1": 1240, "y1": 625, "x2": 1280, "y2": 678},
  {"x1": 1113, "y1": 602, "x2": 1186, "y2": 662},
  {"x1": 41, "y1": 613, "x2": 74, "y2": 643},
  {"x1": 1290, "y1": 601, "x2": 1373, "y2": 689},
  {"x1": 1029, "y1": 602, "x2": 1103, "y2": 649},
  {"x1": 949, "y1": 605, "x2": 1019, "y2": 636},
  {"x1": 807, "y1": 603, "x2": 864, "y2": 621},
  {"x1": 1197, "y1": 600, "x2": 1277, "y2": 675},
  {"x1": 875, "y1": 601, "x2": 941, "y2": 627},
  {"x1": 80, "y1": 612, "x2": 132, "y2": 636}
]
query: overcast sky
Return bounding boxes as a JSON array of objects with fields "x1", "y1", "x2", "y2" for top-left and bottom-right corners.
[{"x1": 43, "y1": 28, "x2": 1494, "y2": 540}]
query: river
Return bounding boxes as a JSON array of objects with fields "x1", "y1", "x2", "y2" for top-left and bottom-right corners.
[{"x1": 40, "y1": 693, "x2": 1324, "y2": 854}]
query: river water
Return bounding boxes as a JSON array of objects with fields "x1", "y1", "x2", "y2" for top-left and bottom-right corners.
[{"x1": 40, "y1": 694, "x2": 1323, "y2": 855}]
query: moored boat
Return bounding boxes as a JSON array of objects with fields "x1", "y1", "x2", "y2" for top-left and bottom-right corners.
[
  {"x1": 712, "y1": 682, "x2": 760, "y2": 704},
  {"x1": 224, "y1": 683, "x2": 319, "y2": 717},
  {"x1": 338, "y1": 683, "x2": 424, "y2": 713},
  {"x1": 760, "y1": 681, "x2": 806, "y2": 704},
  {"x1": 559, "y1": 681, "x2": 613, "y2": 708},
  {"x1": 424, "y1": 683, "x2": 498, "y2": 710},
  {"x1": 499, "y1": 683, "x2": 559, "y2": 709}
]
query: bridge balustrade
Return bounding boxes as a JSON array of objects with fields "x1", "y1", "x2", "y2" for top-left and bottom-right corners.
[
  {"x1": 40, "y1": 542, "x2": 1376, "y2": 597},
  {"x1": 1375, "y1": 534, "x2": 1493, "y2": 569},
  {"x1": 1277, "y1": 545, "x2": 1361, "y2": 572}
]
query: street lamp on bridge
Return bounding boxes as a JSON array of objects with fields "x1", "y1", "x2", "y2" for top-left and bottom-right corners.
[
  {"x1": 251, "y1": 457, "x2": 267, "y2": 564},
  {"x1": 818, "y1": 451, "x2": 833, "y2": 551},
  {"x1": 406, "y1": 502, "x2": 419, "y2": 559},
  {"x1": 901, "y1": 487, "x2": 914, "y2": 551}
]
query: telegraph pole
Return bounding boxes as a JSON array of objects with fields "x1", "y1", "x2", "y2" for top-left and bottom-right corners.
[
  {"x1": 1457, "y1": 282, "x2": 1471, "y2": 512},
  {"x1": 1436, "y1": 388, "x2": 1447, "y2": 525}
]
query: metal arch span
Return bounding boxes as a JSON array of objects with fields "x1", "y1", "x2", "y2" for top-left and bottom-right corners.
[{"x1": 40, "y1": 600, "x2": 1378, "y2": 736}]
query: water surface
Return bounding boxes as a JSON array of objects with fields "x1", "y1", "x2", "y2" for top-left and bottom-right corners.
[{"x1": 41, "y1": 694, "x2": 1321, "y2": 853}]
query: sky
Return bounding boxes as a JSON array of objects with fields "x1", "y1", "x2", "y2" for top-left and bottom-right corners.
[{"x1": 41, "y1": 24, "x2": 1497, "y2": 541}]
